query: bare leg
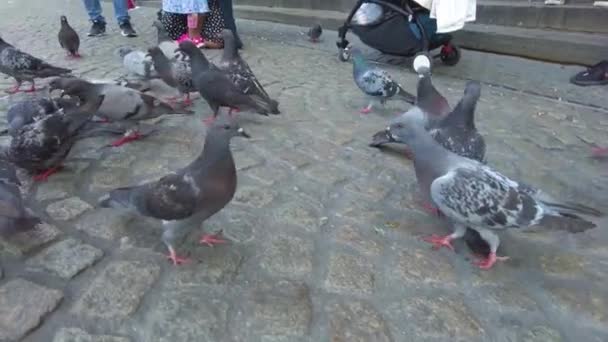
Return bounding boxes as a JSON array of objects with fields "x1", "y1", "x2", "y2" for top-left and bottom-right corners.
[
  {"x1": 188, "y1": 13, "x2": 206, "y2": 41},
  {"x1": 162, "y1": 221, "x2": 192, "y2": 266},
  {"x1": 472, "y1": 228, "x2": 509, "y2": 269},
  {"x1": 422, "y1": 224, "x2": 467, "y2": 251}
]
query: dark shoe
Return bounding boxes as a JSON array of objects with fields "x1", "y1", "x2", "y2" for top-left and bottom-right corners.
[
  {"x1": 87, "y1": 20, "x2": 106, "y2": 36},
  {"x1": 570, "y1": 60, "x2": 608, "y2": 86},
  {"x1": 119, "y1": 21, "x2": 137, "y2": 37}
]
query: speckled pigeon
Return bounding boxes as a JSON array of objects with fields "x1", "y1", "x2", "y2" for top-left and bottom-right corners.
[
  {"x1": 0, "y1": 36, "x2": 71, "y2": 94},
  {"x1": 176, "y1": 41, "x2": 278, "y2": 121},
  {"x1": 351, "y1": 47, "x2": 415, "y2": 114},
  {"x1": 307, "y1": 24, "x2": 322, "y2": 42},
  {"x1": 6, "y1": 94, "x2": 105, "y2": 181},
  {"x1": 48, "y1": 77, "x2": 192, "y2": 146},
  {"x1": 386, "y1": 115, "x2": 604, "y2": 269},
  {"x1": 217, "y1": 29, "x2": 280, "y2": 114},
  {"x1": 58, "y1": 15, "x2": 81, "y2": 58},
  {"x1": 146, "y1": 46, "x2": 195, "y2": 106},
  {"x1": 115, "y1": 47, "x2": 156, "y2": 78},
  {"x1": 0, "y1": 159, "x2": 41, "y2": 237},
  {"x1": 98, "y1": 112, "x2": 250, "y2": 265},
  {"x1": 3, "y1": 97, "x2": 79, "y2": 136}
]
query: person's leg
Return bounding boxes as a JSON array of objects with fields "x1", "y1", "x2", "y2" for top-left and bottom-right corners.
[
  {"x1": 83, "y1": 0, "x2": 107, "y2": 36},
  {"x1": 112, "y1": 0, "x2": 137, "y2": 36},
  {"x1": 188, "y1": 14, "x2": 206, "y2": 40},
  {"x1": 218, "y1": 0, "x2": 243, "y2": 48}
]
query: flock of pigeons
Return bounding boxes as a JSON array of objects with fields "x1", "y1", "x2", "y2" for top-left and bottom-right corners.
[{"x1": 0, "y1": 16, "x2": 603, "y2": 269}]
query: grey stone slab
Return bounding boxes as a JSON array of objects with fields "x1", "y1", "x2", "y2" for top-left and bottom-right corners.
[
  {"x1": 46, "y1": 197, "x2": 93, "y2": 221},
  {"x1": 53, "y1": 328, "x2": 131, "y2": 342},
  {"x1": 328, "y1": 300, "x2": 393, "y2": 342},
  {"x1": 27, "y1": 238, "x2": 103, "y2": 279}
]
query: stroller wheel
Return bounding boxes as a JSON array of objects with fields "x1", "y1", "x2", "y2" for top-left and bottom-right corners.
[
  {"x1": 338, "y1": 48, "x2": 351, "y2": 62},
  {"x1": 440, "y1": 44, "x2": 461, "y2": 66}
]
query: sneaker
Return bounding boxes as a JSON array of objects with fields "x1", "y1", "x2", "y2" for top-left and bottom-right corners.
[
  {"x1": 119, "y1": 21, "x2": 137, "y2": 37},
  {"x1": 87, "y1": 20, "x2": 106, "y2": 36}
]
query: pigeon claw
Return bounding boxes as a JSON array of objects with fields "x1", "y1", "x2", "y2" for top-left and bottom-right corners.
[
  {"x1": 199, "y1": 232, "x2": 228, "y2": 247},
  {"x1": 5, "y1": 84, "x2": 22, "y2": 94},
  {"x1": 203, "y1": 116, "x2": 216, "y2": 125},
  {"x1": 418, "y1": 201, "x2": 442, "y2": 217},
  {"x1": 472, "y1": 252, "x2": 509, "y2": 270},
  {"x1": 33, "y1": 166, "x2": 63, "y2": 182},
  {"x1": 422, "y1": 234, "x2": 455, "y2": 251},
  {"x1": 360, "y1": 107, "x2": 372, "y2": 114},
  {"x1": 591, "y1": 146, "x2": 608, "y2": 158},
  {"x1": 166, "y1": 247, "x2": 191, "y2": 266},
  {"x1": 110, "y1": 131, "x2": 143, "y2": 147},
  {"x1": 23, "y1": 82, "x2": 44, "y2": 93}
]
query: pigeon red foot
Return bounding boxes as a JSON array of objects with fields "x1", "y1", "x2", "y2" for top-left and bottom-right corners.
[
  {"x1": 111, "y1": 131, "x2": 143, "y2": 147},
  {"x1": 472, "y1": 252, "x2": 509, "y2": 270},
  {"x1": 5, "y1": 82, "x2": 44, "y2": 94},
  {"x1": 199, "y1": 232, "x2": 228, "y2": 247},
  {"x1": 418, "y1": 200, "x2": 443, "y2": 217},
  {"x1": 166, "y1": 246, "x2": 191, "y2": 265},
  {"x1": 360, "y1": 104, "x2": 373, "y2": 114},
  {"x1": 66, "y1": 53, "x2": 82, "y2": 59},
  {"x1": 33, "y1": 166, "x2": 63, "y2": 182},
  {"x1": 422, "y1": 234, "x2": 455, "y2": 251},
  {"x1": 591, "y1": 146, "x2": 608, "y2": 158}
]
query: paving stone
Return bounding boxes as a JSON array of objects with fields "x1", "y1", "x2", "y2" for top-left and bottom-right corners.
[
  {"x1": 244, "y1": 164, "x2": 290, "y2": 186},
  {"x1": 233, "y1": 150, "x2": 264, "y2": 171},
  {"x1": 328, "y1": 300, "x2": 393, "y2": 342},
  {"x1": 207, "y1": 209, "x2": 257, "y2": 243},
  {"x1": 0, "y1": 222, "x2": 61, "y2": 257},
  {"x1": 139, "y1": 289, "x2": 229, "y2": 342},
  {"x1": 165, "y1": 248, "x2": 243, "y2": 286},
  {"x1": 36, "y1": 179, "x2": 74, "y2": 201},
  {"x1": 539, "y1": 253, "x2": 587, "y2": 278},
  {"x1": 100, "y1": 151, "x2": 137, "y2": 168},
  {"x1": 332, "y1": 223, "x2": 383, "y2": 256},
  {"x1": 46, "y1": 197, "x2": 93, "y2": 221},
  {"x1": 474, "y1": 285, "x2": 539, "y2": 313},
  {"x1": 233, "y1": 185, "x2": 277, "y2": 208},
  {"x1": 303, "y1": 163, "x2": 348, "y2": 185},
  {"x1": 259, "y1": 235, "x2": 313, "y2": 278},
  {"x1": 88, "y1": 168, "x2": 132, "y2": 193},
  {"x1": 72, "y1": 260, "x2": 160, "y2": 319},
  {"x1": 272, "y1": 200, "x2": 322, "y2": 233},
  {"x1": 0, "y1": 279, "x2": 63, "y2": 341},
  {"x1": 73, "y1": 209, "x2": 133, "y2": 241},
  {"x1": 344, "y1": 178, "x2": 391, "y2": 201},
  {"x1": 544, "y1": 283, "x2": 608, "y2": 326},
  {"x1": 274, "y1": 149, "x2": 314, "y2": 169},
  {"x1": 391, "y1": 247, "x2": 458, "y2": 287},
  {"x1": 27, "y1": 238, "x2": 103, "y2": 279},
  {"x1": 53, "y1": 328, "x2": 131, "y2": 342},
  {"x1": 325, "y1": 253, "x2": 375, "y2": 294},
  {"x1": 521, "y1": 326, "x2": 563, "y2": 342},
  {"x1": 232, "y1": 280, "x2": 312, "y2": 339},
  {"x1": 388, "y1": 294, "x2": 485, "y2": 340}
]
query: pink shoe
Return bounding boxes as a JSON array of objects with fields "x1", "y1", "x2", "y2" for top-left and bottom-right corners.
[
  {"x1": 176, "y1": 33, "x2": 190, "y2": 43},
  {"x1": 192, "y1": 36, "x2": 206, "y2": 48}
]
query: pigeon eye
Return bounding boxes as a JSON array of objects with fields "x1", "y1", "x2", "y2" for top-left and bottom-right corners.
[{"x1": 223, "y1": 124, "x2": 231, "y2": 130}]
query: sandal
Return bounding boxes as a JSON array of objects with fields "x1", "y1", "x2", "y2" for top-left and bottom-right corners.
[
  {"x1": 176, "y1": 33, "x2": 190, "y2": 43},
  {"x1": 192, "y1": 36, "x2": 206, "y2": 48},
  {"x1": 570, "y1": 60, "x2": 608, "y2": 86}
]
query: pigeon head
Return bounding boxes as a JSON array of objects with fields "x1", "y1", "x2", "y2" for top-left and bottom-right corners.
[
  {"x1": 386, "y1": 108, "x2": 428, "y2": 144},
  {"x1": 210, "y1": 112, "x2": 251, "y2": 139},
  {"x1": 175, "y1": 41, "x2": 199, "y2": 56},
  {"x1": 146, "y1": 46, "x2": 163, "y2": 58},
  {"x1": 49, "y1": 77, "x2": 94, "y2": 101},
  {"x1": 115, "y1": 46, "x2": 134, "y2": 59},
  {"x1": 60, "y1": 15, "x2": 68, "y2": 24},
  {"x1": 176, "y1": 41, "x2": 210, "y2": 69}
]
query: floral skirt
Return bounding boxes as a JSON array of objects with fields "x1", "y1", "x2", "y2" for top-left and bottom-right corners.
[
  {"x1": 161, "y1": 0, "x2": 225, "y2": 43},
  {"x1": 162, "y1": 0, "x2": 209, "y2": 14}
]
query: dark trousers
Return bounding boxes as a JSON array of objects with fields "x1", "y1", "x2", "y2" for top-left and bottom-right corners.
[{"x1": 218, "y1": 0, "x2": 243, "y2": 48}]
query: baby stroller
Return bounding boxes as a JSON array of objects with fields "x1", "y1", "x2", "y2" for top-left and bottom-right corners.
[{"x1": 336, "y1": 0, "x2": 461, "y2": 67}]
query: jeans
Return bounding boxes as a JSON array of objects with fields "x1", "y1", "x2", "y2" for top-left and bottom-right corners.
[{"x1": 82, "y1": 0, "x2": 130, "y2": 25}]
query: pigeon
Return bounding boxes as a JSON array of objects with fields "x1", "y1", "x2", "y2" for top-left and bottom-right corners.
[
  {"x1": 371, "y1": 79, "x2": 485, "y2": 163},
  {"x1": 115, "y1": 47, "x2": 156, "y2": 78},
  {"x1": 175, "y1": 41, "x2": 278, "y2": 121},
  {"x1": 217, "y1": 29, "x2": 280, "y2": 114},
  {"x1": 0, "y1": 36, "x2": 72, "y2": 94},
  {"x1": 6, "y1": 94, "x2": 106, "y2": 181},
  {"x1": 3, "y1": 97, "x2": 79, "y2": 136},
  {"x1": 48, "y1": 77, "x2": 192, "y2": 146},
  {"x1": 153, "y1": 20, "x2": 171, "y2": 44},
  {"x1": 386, "y1": 115, "x2": 604, "y2": 269},
  {"x1": 99, "y1": 111, "x2": 250, "y2": 265},
  {"x1": 146, "y1": 46, "x2": 195, "y2": 106},
  {"x1": 307, "y1": 24, "x2": 322, "y2": 42},
  {"x1": 351, "y1": 47, "x2": 415, "y2": 114},
  {"x1": 0, "y1": 159, "x2": 41, "y2": 237},
  {"x1": 58, "y1": 15, "x2": 81, "y2": 58}
]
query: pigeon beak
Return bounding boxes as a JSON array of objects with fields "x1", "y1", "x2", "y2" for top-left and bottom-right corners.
[{"x1": 237, "y1": 127, "x2": 251, "y2": 138}]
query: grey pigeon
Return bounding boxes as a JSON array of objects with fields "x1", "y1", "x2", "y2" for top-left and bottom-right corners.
[
  {"x1": 351, "y1": 47, "x2": 415, "y2": 114},
  {"x1": 99, "y1": 112, "x2": 250, "y2": 265},
  {"x1": 371, "y1": 78, "x2": 485, "y2": 163},
  {"x1": 386, "y1": 115, "x2": 604, "y2": 269},
  {"x1": 0, "y1": 159, "x2": 41, "y2": 237},
  {"x1": 147, "y1": 46, "x2": 195, "y2": 106},
  {"x1": 3, "y1": 97, "x2": 79, "y2": 136},
  {"x1": 0, "y1": 36, "x2": 71, "y2": 94},
  {"x1": 307, "y1": 24, "x2": 322, "y2": 42},
  {"x1": 115, "y1": 47, "x2": 156, "y2": 78},
  {"x1": 217, "y1": 29, "x2": 280, "y2": 114},
  {"x1": 58, "y1": 15, "x2": 81, "y2": 58},
  {"x1": 6, "y1": 94, "x2": 105, "y2": 181},
  {"x1": 49, "y1": 77, "x2": 192, "y2": 146},
  {"x1": 176, "y1": 41, "x2": 277, "y2": 121}
]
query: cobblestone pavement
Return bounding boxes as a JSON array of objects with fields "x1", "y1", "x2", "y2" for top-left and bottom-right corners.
[{"x1": 1, "y1": 1, "x2": 608, "y2": 341}]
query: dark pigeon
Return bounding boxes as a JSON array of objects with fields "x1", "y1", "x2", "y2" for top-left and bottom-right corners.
[
  {"x1": 48, "y1": 77, "x2": 192, "y2": 146},
  {"x1": 0, "y1": 159, "x2": 41, "y2": 237},
  {"x1": 58, "y1": 15, "x2": 81, "y2": 58},
  {"x1": 386, "y1": 115, "x2": 604, "y2": 269},
  {"x1": 99, "y1": 112, "x2": 250, "y2": 265},
  {"x1": 0, "y1": 36, "x2": 71, "y2": 94},
  {"x1": 147, "y1": 46, "x2": 195, "y2": 106},
  {"x1": 307, "y1": 24, "x2": 322, "y2": 42},
  {"x1": 3, "y1": 97, "x2": 79, "y2": 136},
  {"x1": 217, "y1": 29, "x2": 280, "y2": 114},
  {"x1": 176, "y1": 41, "x2": 278, "y2": 121},
  {"x1": 6, "y1": 94, "x2": 105, "y2": 181},
  {"x1": 351, "y1": 47, "x2": 415, "y2": 114}
]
